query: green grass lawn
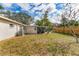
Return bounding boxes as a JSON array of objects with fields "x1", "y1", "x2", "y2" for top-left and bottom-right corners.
[{"x1": 0, "y1": 33, "x2": 79, "y2": 56}]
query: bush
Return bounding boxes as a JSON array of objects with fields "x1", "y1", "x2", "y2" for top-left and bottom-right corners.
[
  {"x1": 16, "y1": 30, "x2": 23, "y2": 36},
  {"x1": 53, "y1": 26, "x2": 79, "y2": 36}
]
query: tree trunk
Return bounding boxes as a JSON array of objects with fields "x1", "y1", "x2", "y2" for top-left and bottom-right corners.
[{"x1": 67, "y1": 25, "x2": 79, "y2": 43}]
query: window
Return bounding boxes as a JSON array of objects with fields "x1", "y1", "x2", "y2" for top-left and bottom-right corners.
[{"x1": 9, "y1": 24, "x2": 14, "y2": 28}]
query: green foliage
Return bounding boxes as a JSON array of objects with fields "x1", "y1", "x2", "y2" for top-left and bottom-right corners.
[
  {"x1": 0, "y1": 5, "x2": 4, "y2": 14},
  {"x1": 0, "y1": 5, "x2": 4, "y2": 9},
  {"x1": 6, "y1": 12, "x2": 33, "y2": 25},
  {"x1": 61, "y1": 14, "x2": 79, "y2": 26},
  {"x1": 0, "y1": 5, "x2": 32, "y2": 25},
  {"x1": 35, "y1": 11, "x2": 52, "y2": 32},
  {"x1": 35, "y1": 20, "x2": 42, "y2": 26},
  {"x1": 60, "y1": 16, "x2": 79, "y2": 26},
  {"x1": 4, "y1": 10, "x2": 12, "y2": 18},
  {"x1": 69, "y1": 20, "x2": 79, "y2": 26},
  {"x1": 13, "y1": 12, "x2": 32, "y2": 25}
]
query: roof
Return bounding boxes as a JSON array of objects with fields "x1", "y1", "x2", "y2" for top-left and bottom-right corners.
[{"x1": 0, "y1": 16, "x2": 26, "y2": 26}]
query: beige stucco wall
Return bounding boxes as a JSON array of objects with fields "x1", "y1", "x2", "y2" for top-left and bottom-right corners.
[
  {"x1": 25, "y1": 26, "x2": 37, "y2": 34},
  {"x1": 0, "y1": 20, "x2": 21, "y2": 40}
]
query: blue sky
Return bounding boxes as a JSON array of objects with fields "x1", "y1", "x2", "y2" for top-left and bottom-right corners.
[{"x1": 0, "y1": 3, "x2": 64, "y2": 23}]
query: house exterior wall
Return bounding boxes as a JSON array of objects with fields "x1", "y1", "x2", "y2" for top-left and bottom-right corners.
[
  {"x1": 24, "y1": 26, "x2": 37, "y2": 34},
  {"x1": 0, "y1": 20, "x2": 22, "y2": 40}
]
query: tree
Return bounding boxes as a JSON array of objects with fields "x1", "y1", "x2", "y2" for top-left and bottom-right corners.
[
  {"x1": 60, "y1": 15, "x2": 79, "y2": 26},
  {"x1": 6, "y1": 12, "x2": 33, "y2": 25},
  {"x1": 60, "y1": 14, "x2": 69, "y2": 26},
  {"x1": 35, "y1": 10, "x2": 52, "y2": 32},
  {"x1": 0, "y1": 5, "x2": 4, "y2": 10},
  {"x1": 35, "y1": 20, "x2": 42, "y2": 26},
  {"x1": 61, "y1": 3, "x2": 79, "y2": 43},
  {"x1": 0, "y1": 5, "x2": 33, "y2": 25},
  {"x1": 69, "y1": 20, "x2": 79, "y2": 26},
  {"x1": 0, "y1": 5, "x2": 4, "y2": 14},
  {"x1": 15, "y1": 12, "x2": 32, "y2": 25},
  {"x1": 4, "y1": 10, "x2": 12, "y2": 18}
]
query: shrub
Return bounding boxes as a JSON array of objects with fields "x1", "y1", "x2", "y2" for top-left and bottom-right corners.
[{"x1": 53, "y1": 26, "x2": 79, "y2": 36}]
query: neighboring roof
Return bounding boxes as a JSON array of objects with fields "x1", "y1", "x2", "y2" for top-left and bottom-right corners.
[{"x1": 0, "y1": 16, "x2": 26, "y2": 26}]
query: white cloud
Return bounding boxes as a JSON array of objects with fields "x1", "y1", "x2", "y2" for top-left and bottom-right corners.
[
  {"x1": 17, "y1": 3, "x2": 28, "y2": 10},
  {"x1": 2, "y1": 3, "x2": 12, "y2": 7},
  {"x1": 70, "y1": 4, "x2": 79, "y2": 12},
  {"x1": 45, "y1": 4, "x2": 56, "y2": 11},
  {"x1": 33, "y1": 3, "x2": 42, "y2": 7},
  {"x1": 34, "y1": 16, "x2": 41, "y2": 21},
  {"x1": 48, "y1": 9, "x2": 63, "y2": 23},
  {"x1": 1, "y1": 3, "x2": 62, "y2": 23},
  {"x1": 63, "y1": 3, "x2": 79, "y2": 20},
  {"x1": 17, "y1": 3, "x2": 56, "y2": 15},
  {"x1": 27, "y1": 3, "x2": 56, "y2": 13},
  {"x1": 48, "y1": 15, "x2": 61, "y2": 23},
  {"x1": 31, "y1": 3, "x2": 57, "y2": 22}
]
